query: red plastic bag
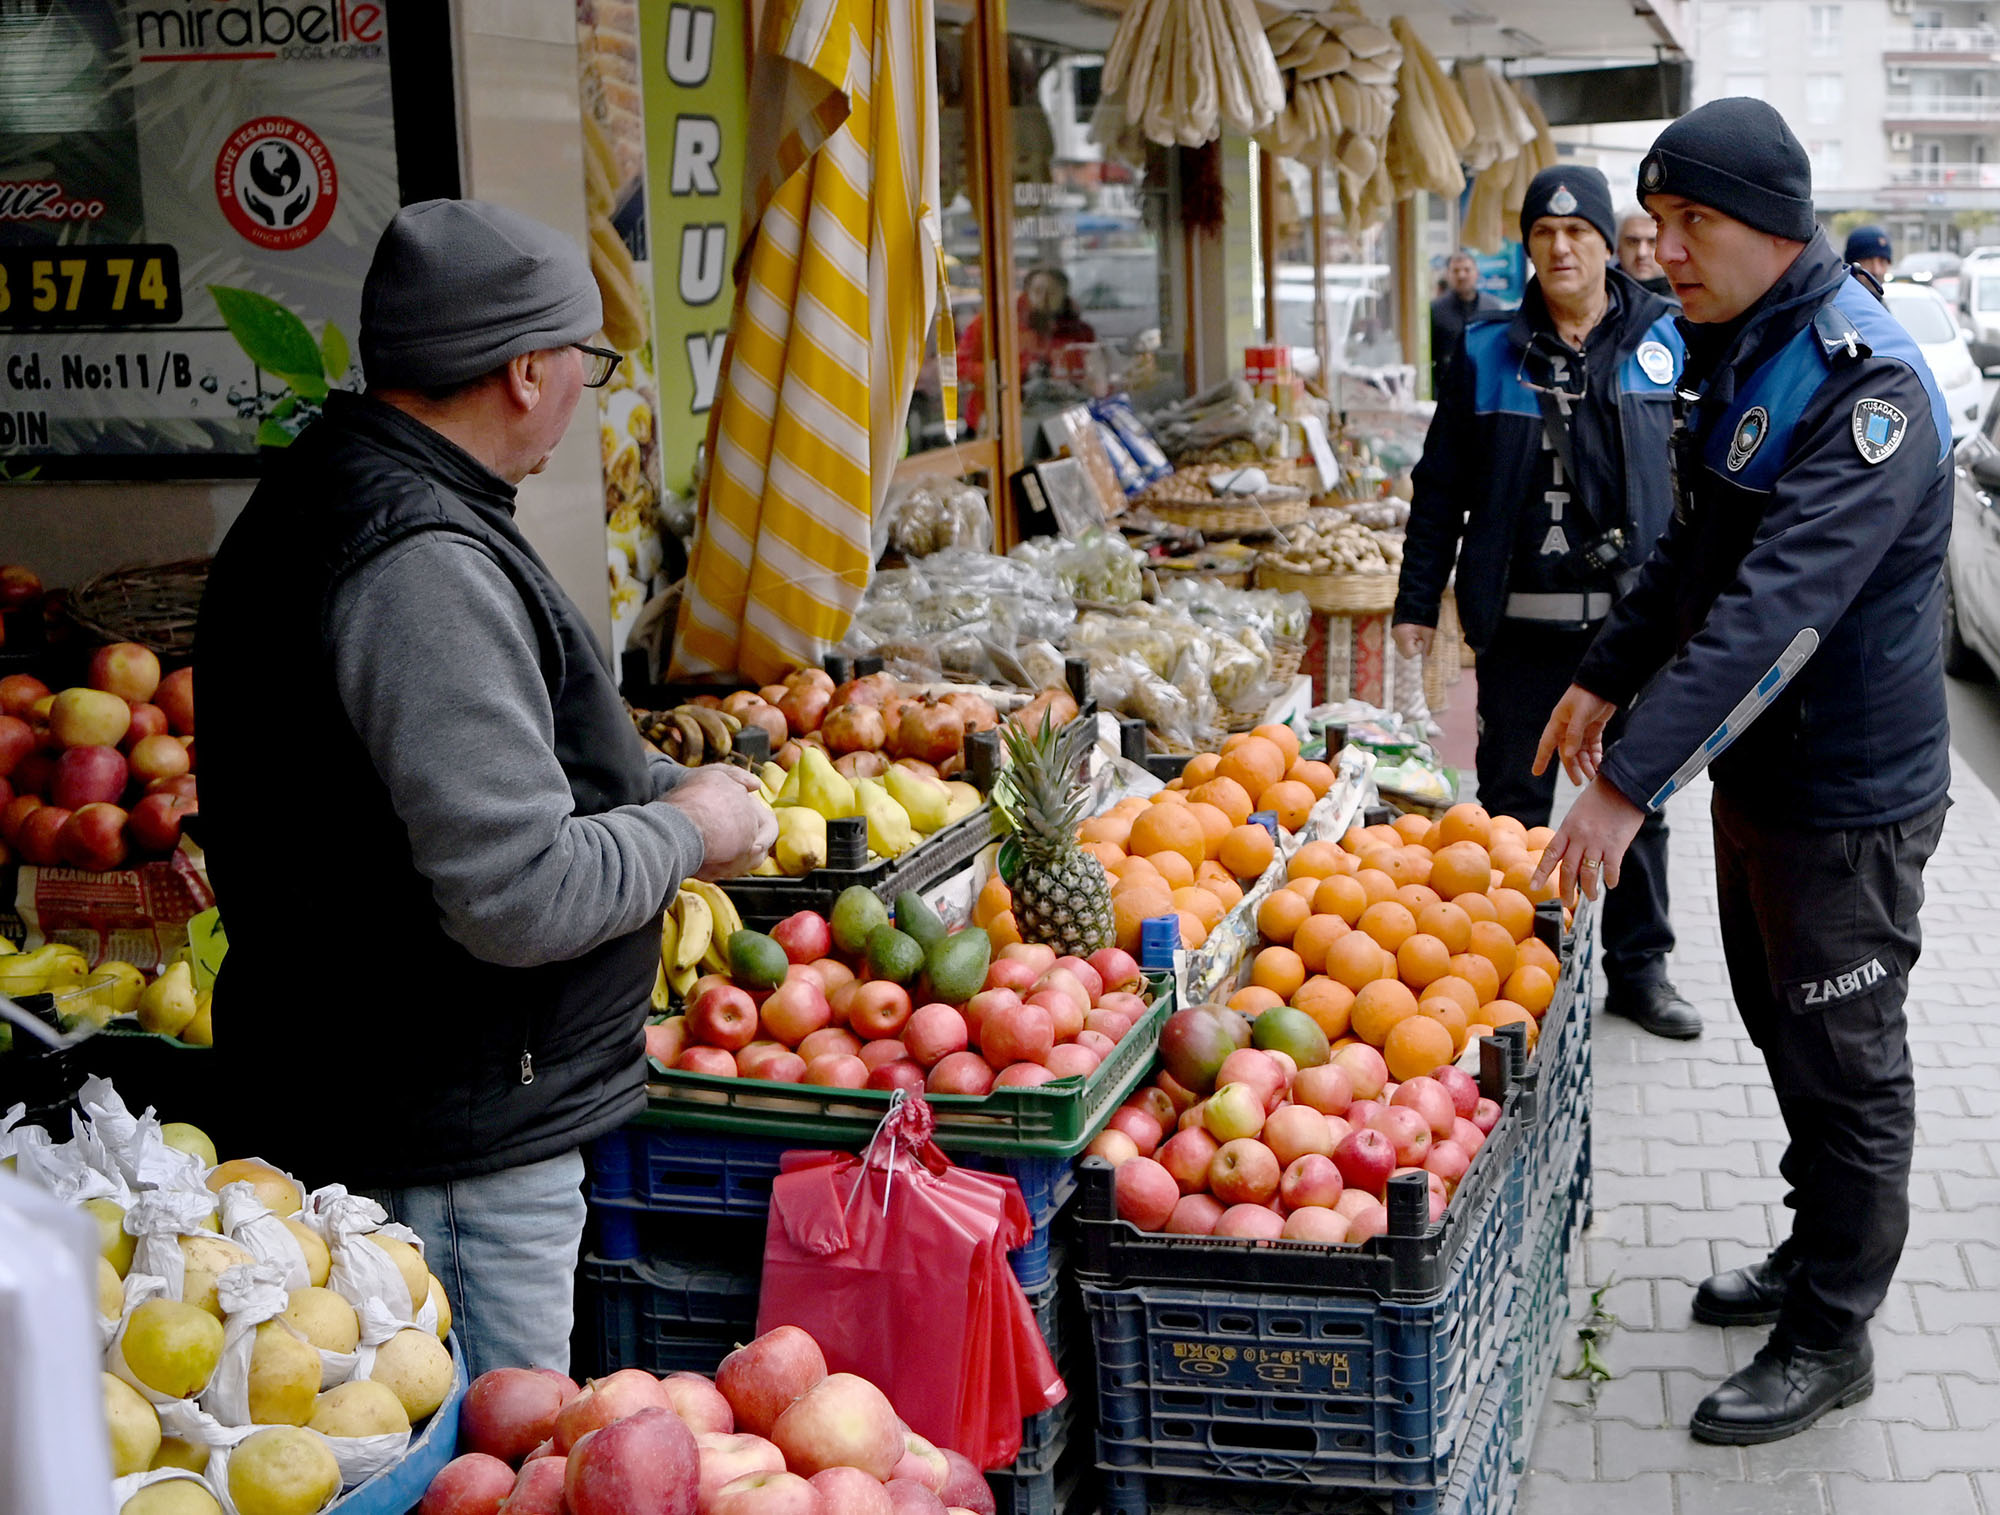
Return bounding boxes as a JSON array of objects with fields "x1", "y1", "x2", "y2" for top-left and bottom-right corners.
[{"x1": 755, "y1": 1095, "x2": 1064, "y2": 1469}]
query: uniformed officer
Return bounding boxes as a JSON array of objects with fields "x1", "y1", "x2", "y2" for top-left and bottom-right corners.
[
  {"x1": 1395, "y1": 164, "x2": 1700, "y2": 1040},
  {"x1": 1534, "y1": 98, "x2": 1952, "y2": 1444},
  {"x1": 1845, "y1": 224, "x2": 1893, "y2": 287}
]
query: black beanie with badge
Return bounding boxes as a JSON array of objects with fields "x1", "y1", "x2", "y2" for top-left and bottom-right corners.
[
  {"x1": 1519, "y1": 165, "x2": 1617, "y2": 251},
  {"x1": 1637, "y1": 97, "x2": 1817, "y2": 242}
]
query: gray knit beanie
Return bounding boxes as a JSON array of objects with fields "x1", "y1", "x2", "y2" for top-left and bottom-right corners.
[{"x1": 360, "y1": 199, "x2": 602, "y2": 389}]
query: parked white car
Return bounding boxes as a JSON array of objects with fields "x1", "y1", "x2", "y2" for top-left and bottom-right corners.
[
  {"x1": 1957, "y1": 252, "x2": 2000, "y2": 369},
  {"x1": 1882, "y1": 281, "x2": 1984, "y2": 443}
]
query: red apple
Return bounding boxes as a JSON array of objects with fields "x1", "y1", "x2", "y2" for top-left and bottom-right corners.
[
  {"x1": 1347, "y1": 1099, "x2": 1384, "y2": 1130},
  {"x1": 1, "y1": 793, "x2": 40, "y2": 846},
  {"x1": 1279, "y1": 1153, "x2": 1345, "y2": 1210},
  {"x1": 1086, "y1": 1129, "x2": 1139, "y2": 1165},
  {"x1": 501, "y1": 1455, "x2": 569, "y2": 1514},
  {"x1": 1051, "y1": 956, "x2": 1103, "y2": 1001},
  {"x1": 1215, "y1": 1049, "x2": 1285, "y2": 1110},
  {"x1": 1081, "y1": 1009, "x2": 1131, "y2": 1044},
  {"x1": 565, "y1": 1406, "x2": 700, "y2": 1515},
  {"x1": 1324, "y1": 1116, "x2": 1355, "y2": 1149},
  {"x1": 1470, "y1": 1097, "x2": 1502, "y2": 1135},
  {"x1": 904, "y1": 1004, "x2": 969, "y2": 1067},
  {"x1": 804, "y1": 1055, "x2": 868, "y2": 1088},
  {"x1": 761, "y1": 977, "x2": 832, "y2": 1047},
  {"x1": 711, "y1": 1470, "x2": 822, "y2": 1515},
  {"x1": 856, "y1": 1038, "x2": 909, "y2": 1071},
  {"x1": 534, "y1": 1370, "x2": 580, "y2": 1403},
  {"x1": 122, "y1": 703, "x2": 169, "y2": 748},
  {"x1": 1044, "y1": 1044, "x2": 1100, "y2": 1080},
  {"x1": 154, "y1": 667, "x2": 195, "y2": 736},
  {"x1": 716, "y1": 1326, "x2": 827, "y2": 1438},
  {"x1": 770, "y1": 911, "x2": 833, "y2": 965},
  {"x1": 1165, "y1": 1193, "x2": 1225, "y2": 1235},
  {"x1": 645, "y1": 1020, "x2": 689, "y2": 1067},
  {"x1": 1331, "y1": 1043, "x2": 1389, "y2": 1101},
  {"x1": 1208, "y1": 1138, "x2": 1282, "y2": 1206},
  {"x1": 1113, "y1": 1155, "x2": 1180, "y2": 1231},
  {"x1": 1075, "y1": 1030, "x2": 1117, "y2": 1063},
  {"x1": 659, "y1": 1373, "x2": 734, "y2": 1436},
  {"x1": 1392, "y1": 1076, "x2": 1457, "y2": 1140},
  {"x1": 936, "y1": 1451, "x2": 994, "y2": 1515},
  {"x1": 1281, "y1": 1207, "x2": 1350, "y2": 1243},
  {"x1": 1346, "y1": 1204, "x2": 1390, "y2": 1244},
  {"x1": 553, "y1": 1370, "x2": 676, "y2": 1453},
  {"x1": 688, "y1": 984, "x2": 759, "y2": 1051},
  {"x1": 1200, "y1": 1083, "x2": 1266, "y2": 1142},
  {"x1": 0, "y1": 715, "x2": 33, "y2": 778},
  {"x1": 1023, "y1": 989, "x2": 1080, "y2": 1045},
  {"x1": 1155, "y1": 1071, "x2": 1201, "y2": 1114},
  {"x1": 126, "y1": 791, "x2": 196, "y2": 854},
  {"x1": 979, "y1": 1000, "x2": 1053, "y2": 1067},
  {"x1": 961, "y1": 987, "x2": 1018, "y2": 1043},
  {"x1": 697, "y1": 1432, "x2": 788, "y2": 1509},
  {"x1": 15, "y1": 804, "x2": 71, "y2": 865},
  {"x1": 677, "y1": 1047, "x2": 738, "y2": 1077},
  {"x1": 798, "y1": 1028, "x2": 861, "y2": 1062},
  {"x1": 1425, "y1": 1141, "x2": 1472, "y2": 1189},
  {"x1": 1332, "y1": 1188, "x2": 1376, "y2": 1222},
  {"x1": 50, "y1": 745, "x2": 127, "y2": 810},
  {"x1": 882, "y1": 1481, "x2": 947, "y2": 1515},
  {"x1": 994, "y1": 1062, "x2": 1054, "y2": 1088},
  {"x1": 1106, "y1": 1106, "x2": 1164, "y2": 1157},
  {"x1": 1333, "y1": 1128, "x2": 1396, "y2": 1197},
  {"x1": 462, "y1": 1368, "x2": 568, "y2": 1463},
  {"x1": 1291, "y1": 1064, "x2": 1354, "y2": 1117},
  {"x1": 925, "y1": 1052, "x2": 995, "y2": 1096},
  {"x1": 996, "y1": 942, "x2": 1055, "y2": 975},
  {"x1": 1451, "y1": 1117, "x2": 1486, "y2": 1157},
  {"x1": 0, "y1": 675, "x2": 50, "y2": 721},
  {"x1": 1087, "y1": 947, "x2": 1143, "y2": 996},
  {"x1": 806, "y1": 959, "x2": 855, "y2": 996},
  {"x1": 981, "y1": 959, "x2": 1038, "y2": 995},
  {"x1": 893, "y1": 1433, "x2": 949, "y2": 1494},
  {"x1": 0, "y1": 565, "x2": 42, "y2": 610},
  {"x1": 87, "y1": 642, "x2": 161, "y2": 703},
  {"x1": 418, "y1": 1452, "x2": 516, "y2": 1515},
  {"x1": 1030, "y1": 967, "x2": 1090, "y2": 1019},
  {"x1": 865, "y1": 1059, "x2": 926, "y2": 1094},
  {"x1": 1430, "y1": 1066, "x2": 1480, "y2": 1120},
  {"x1": 1095, "y1": 990, "x2": 1150, "y2": 1021},
  {"x1": 48, "y1": 687, "x2": 130, "y2": 749},
  {"x1": 1214, "y1": 1204, "x2": 1286, "y2": 1239},
  {"x1": 769, "y1": 1373, "x2": 903, "y2": 1480},
  {"x1": 144, "y1": 772, "x2": 199, "y2": 802},
  {"x1": 1156, "y1": 1128, "x2": 1220, "y2": 1194},
  {"x1": 735, "y1": 1040, "x2": 790, "y2": 1076},
  {"x1": 1262, "y1": 1105, "x2": 1333, "y2": 1168},
  {"x1": 808, "y1": 1467, "x2": 894, "y2": 1515},
  {"x1": 1375, "y1": 1105, "x2": 1433, "y2": 1167},
  {"x1": 849, "y1": 981, "x2": 913, "y2": 1040}
]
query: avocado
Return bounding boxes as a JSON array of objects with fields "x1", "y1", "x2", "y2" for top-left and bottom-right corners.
[
  {"x1": 865, "y1": 925, "x2": 927, "y2": 985},
  {"x1": 831, "y1": 886, "x2": 890, "y2": 955},
  {"x1": 894, "y1": 890, "x2": 947, "y2": 951},
  {"x1": 924, "y1": 927, "x2": 992, "y2": 1008},
  {"x1": 727, "y1": 930, "x2": 791, "y2": 990}
]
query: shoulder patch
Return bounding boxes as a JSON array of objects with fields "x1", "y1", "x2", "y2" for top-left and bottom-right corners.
[
  {"x1": 1726, "y1": 406, "x2": 1770, "y2": 472},
  {"x1": 1636, "y1": 340, "x2": 1675, "y2": 385},
  {"x1": 1852, "y1": 398, "x2": 1907, "y2": 464}
]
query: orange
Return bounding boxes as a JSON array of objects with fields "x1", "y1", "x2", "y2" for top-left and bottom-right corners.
[
  {"x1": 1228, "y1": 985, "x2": 1284, "y2": 1016},
  {"x1": 1079, "y1": 813, "x2": 1133, "y2": 849},
  {"x1": 1415, "y1": 900, "x2": 1473, "y2": 955},
  {"x1": 1216, "y1": 738, "x2": 1287, "y2": 798},
  {"x1": 1181, "y1": 752, "x2": 1222, "y2": 788},
  {"x1": 1357, "y1": 845, "x2": 1401, "y2": 879},
  {"x1": 1128, "y1": 805, "x2": 1205, "y2": 869},
  {"x1": 974, "y1": 874, "x2": 1013, "y2": 928},
  {"x1": 1489, "y1": 840, "x2": 1532, "y2": 874},
  {"x1": 1439, "y1": 802, "x2": 1494, "y2": 850},
  {"x1": 1430, "y1": 841, "x2": 1494, "y2": 900},
  {"x1": 1489, "y1": 887, "x2": 1535, "y2": 943},
  {"x1": 988, "y1": 910, "x2": 1023, "y2": 948},
  {"x1": 1418, "y1": 996, "x2": 1471, "y2": 1055},
  {"x1": 1392, "y1": 813, "x2": 1432, "y2": 844},
  {"x1": 1113, "y1": 886, "x2": 1176, "y2": 952},
  {"x1": 1314, "y1": 874, "x2": 1370, "y2": 924},
  {"x1": 1450, "y1": 952, "x2": 1502, "y2": 1006},
  {"x1": 1147, "y1": 850, "x2": 1196, "y2": 890},
  {"x1": 1219, "y1": 824, "x2": 1276, "y2": 880},
  {"x1": 1162, "y1": 779, "x2": 1185, "y2": 792},
  {"x1": 1111, "y1": 794, "x2": 1151, "y2": 817},
  {"x1": 1286, "y1": 875, "x2": 1323, "y2": 899},
  {"x1": 1177, "y1": 910, "x2": 1210, "y2": 951},
  {"x1": 1287, "y1": 759, "x2": 1336, "y2": 797},
  {"x1": 1400, "y1": 846, "x2": 1435, "y2": 885},
  {"x1": 1082, "y1": 841, "x2": 1125, "y2": 870},
  {"x1": 1292, "y1": 977, "x2": 1355, "y2": 1039},
  {"x1": 1189, "y1": 777, "x2": 1254, "y2": 827},
  {"x1": 1396, "y1": 932, "x2": 1453, "y2": 991},
  {"x1": 1339, "y1": 824, "x2": 1369, "y2": 853},
  {"x1": 1220, "y1": 732, "x2": 1253, "y2": 753},
  {"x1": 1524, "y1": 825, "x2": 1555, "y2": 851},
  {"x1": 1351, "y1": 979, "x2": 1420, "y2": 1048},
  {"x1": 1152, "y1": 786, "x2": 1188, "y2": 804},
  {"x1": 1327, "y1": 931, "x2": 1391, "y2": 992},
  {"x1": 1383, "y1": 1014, "x2": 1455, "y2": 1082},
  {"x1": 1186, "y1": 802, "x2": 1233, "y2": 859},
  {"x1": 1426, "y1": 975, "x2": 1482, "y2": 1020},
  {"x1": 1111, "y1": 855, "x2": 1162, "y2": 888},
  {"x1": 1456, "y1": 891, "x2": 1499, "y2": 925},
  {"x1": 1482, "y1": 999, "x2": 1537, "y2": 1048},
  {"x1": 1516, "y1": 937, "x2": 1560, "y2": 980},
  {"x1": 1251, "y1": 722, "x2": 1303, "y2": 765},
  {"x1": 1251, "y1": 945, "x2": 1307, "y2": 1000},
  {"x1": 1258, "y1": 889, "x2": 1312, "y2": 944},
  {"x1": 1396, "y1": 884, "x2": 1442, "y2": 915},
  {"x1": 1354, "y1": 867, "x2": 1398, "y2": 908},
  {"x1": 1204, "y1": 875, "x2": 1245, "y2": 912},
  {"x1": 1421, "y1": 820, "x2": 1445, "y2": 851},
  {"x1": 1499, "y1": 856, "x2": 1540, "y2": 896},
  {"x1": 1467, "y1": 920, "x2": 1518, "y2": 981},
  {"x1": 1294, "y1": 914, "x2": 1351, "y2": 974},
  {"x1": 1357, "y1": 900, "x2": 1418, "y2": 954},
  {"x1": 1360, "y1": 824, "x2": 1404, "y2": 851},
  {"x1": 1263, "y1": 781, "x2": 1316, "y2": 832},
  {"x1": 1331, "y1": 849, "x2": 1362, "y2": 876},
  {"x1": 1523, "y1": 857, "x2": 1562, "y2": 906},
  {"x1": 1174, "y1": 885, "x2": 1226, "y2": 931},
  {"x1": 1504, "y1": 964, "x2": 1556, "y2": 1017},
  {"x1": 1288, "y1": 840, "x2": 1344, "y2": 881}
]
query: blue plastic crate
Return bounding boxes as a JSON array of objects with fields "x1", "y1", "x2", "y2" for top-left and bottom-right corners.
[
  {"x1": 1506, "y1": 1167, "x2": 1585, "y2": 1473},
  {"x1": 1096, "y1": 1356, "x2": 1516, "y2": 1515},
  {"x1": 990, "y1": 1394, "x2": 1099, "y2": 1515},
  {"x1": 327, "y1": 1334, "x2": 469, "y2": 1512},
  {"x1": 575, "y1": 1251, "x2": 760, "y2": 1378}
]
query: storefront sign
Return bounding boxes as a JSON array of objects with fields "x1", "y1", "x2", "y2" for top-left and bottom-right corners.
[{"x1": 0, "y1": 0, "x2": 403, "y2": 478}]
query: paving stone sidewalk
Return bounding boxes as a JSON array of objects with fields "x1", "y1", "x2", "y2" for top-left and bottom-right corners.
[{"x1": 1518, "y1": 753, "x2": 2000, "y2": 1514}]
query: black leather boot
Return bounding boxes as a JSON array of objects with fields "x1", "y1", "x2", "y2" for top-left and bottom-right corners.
[
  {"x1": 1690, "y1": 1336, "x2": 1873, "y2": 1444},
  {"x1": 1693, "y1": 1253, "x2": 1800, "y2": 1327},
  {"x1": 1602, "y1": 980, "x2": 1702, "y2": 1040}
]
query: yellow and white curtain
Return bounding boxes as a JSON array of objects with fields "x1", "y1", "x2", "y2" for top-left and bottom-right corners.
[{"x1": 671, "y1": 0, "x2": 942, "y2": 684}]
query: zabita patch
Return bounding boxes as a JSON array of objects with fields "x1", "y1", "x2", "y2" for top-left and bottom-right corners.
[
  {"x1": 1725, "y1": 406, "x2": 1769, "y2": 472},
  {"x1": 1852, "y1": 398, "x2": 1907, "y2": 464}
]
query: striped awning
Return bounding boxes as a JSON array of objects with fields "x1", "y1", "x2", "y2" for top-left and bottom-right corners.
[{"x1": 671, "y1": 0, "x2": 942, "y2": 684}]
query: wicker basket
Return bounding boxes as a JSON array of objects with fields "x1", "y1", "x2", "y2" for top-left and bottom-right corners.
[
  {"x1": 1144, "y1": 493, "x2": 1310, "y2": 535},
  {"x1": 1253, "y1": 560, "x2": 1400, "y2": 616},
  {"x1": 65, "y1": 558, "x2": 210, "y2": 659},
  {"x1": 1269, "y1": 635, "x2": 1304, "y2": 683}
]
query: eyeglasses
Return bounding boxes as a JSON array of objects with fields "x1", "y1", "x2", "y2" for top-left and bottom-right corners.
[{"x1": 573, "y1": 344, "x2": 623, "y2": 388}]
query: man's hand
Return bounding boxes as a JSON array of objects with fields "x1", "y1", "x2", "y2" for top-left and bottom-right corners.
[
  {"x1": 658, "y1": 766, "x2": 778, "y2": 880},
  {"x1": 1533, "y1": 684, "x2": 1619, "y2": 785},
  {"x1": 1391, "y1": 623, "x2": 1435, "y2": 660},
  {"x1": 1530, "y1": 778, "x2": 1645, "y2": 904}
]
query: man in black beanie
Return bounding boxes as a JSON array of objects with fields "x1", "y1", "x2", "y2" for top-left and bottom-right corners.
[
  {"x1": 1534, "y1": 98, "x2": 1952, "y2": 1444},
  {"x1": 1397, "y1": 164, "x2": 1698, "y2": 1040}
]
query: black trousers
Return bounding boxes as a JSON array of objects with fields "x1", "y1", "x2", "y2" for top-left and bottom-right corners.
[
  {"x1": 1474, "y1": 620, "x2": 1674, "y2": 992},
  {"x1": 1712, "y1": 787, "x2": 1947, "y2": 1351}
]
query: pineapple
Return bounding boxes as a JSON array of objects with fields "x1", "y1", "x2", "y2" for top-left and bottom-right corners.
[{"x1": 995, "y1": 715, "x2": 1115, "y2": 956}]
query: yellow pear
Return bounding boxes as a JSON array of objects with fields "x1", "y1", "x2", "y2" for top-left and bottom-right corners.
[
  {"x1": 180, "y1": 990, "x2": 213, "y2": 1046},
  {"x1": 122, "y1": 1298, "x2": 224, "y2": 1398},
  {"x1": 227, "y1": 1426, "x2": 340, "y2": 1515},
  {"x1": 178, "y1": 1233, "x2": 257, "y2": 1318},
  {"x1": 359, "y1": 1234, "x2": 428, "y2": 1316},
  {"x1": 86, "y1": 1196, "x2": 135, "y2": 1277},
  {"x1": 92, "y1": 959, "x2": 148, "y2": 1014},
  {"x1": 206, "y1": 1159, "x2": 302, "y2": 1217},
  {"x1": 884, "y1": 765, "x2": 948, "y2": 833},
  {"x1": 151, "y1": 1436, "x2": 210, "y2": 1473},
  {"x1": 796, "y1": 745, "x2": 856, "y2": 821},
  {"x1": 104, "y1": 1372, "x2": 161, "y2": 1476},
  {"x1": 280, "y1": 1287, "x2": 359, "y2": 1355},
  {"x1": 307, "y1": 1379, "x2": 410, "y2": 1438},
  {"x1": 123, "y1": 1481, "x2": 224, "y2": 1515},
  {"x1": 281, "y1": 1219, "x2": 330, "y2": 1287},
  {"x1": 248, "y1": 1318, "x2": 322, "y2": 1426},
  {"x1": 368, "y1": 1328, "x2": 453, "y2": 1421},
  {"x1": 137, "y1": 961, "x2": 199, "y2": 1037},
  {"x1": 854, "y1": 776, "x2": 916, "y2": 857},
  {"x1": 161, "y1": 1121, "x2": 218, "y2": 1168},
  {"x1": 426, "y1": 1275, "x2": 451, "y2": 1342},
  {"x1": 943, "y1": 780, "x2": 983, "y2": 823},
  {"x1": 99, "y1": 1255, "x2": 125, "y2": 1318}
]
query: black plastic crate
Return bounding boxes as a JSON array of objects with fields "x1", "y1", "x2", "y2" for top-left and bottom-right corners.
[
  {"x1": 717, "y1": 801, "x2": 996, "y2": 933},
  {"x1": 1507, "y1": 1168, "x2": 1585, "y2": 1473},
  {"x1": 576, "y1": 1250, "x2": 761, "y2": 1378},
  {"x1": 990, "y1": 1390, "x2": 1100, "y2": 1515}
]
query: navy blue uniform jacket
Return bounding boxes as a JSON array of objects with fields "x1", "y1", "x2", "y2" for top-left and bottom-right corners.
[{"x1": 1575, "y1": 232, "x2": 1953, "y2": 828}]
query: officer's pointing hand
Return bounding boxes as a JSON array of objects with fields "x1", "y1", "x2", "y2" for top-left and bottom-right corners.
[
  {"x1": 1531, "y1": 779, "x2": 1644, "y2": 904},
  {"x1": 1533, "y1": 684, "x2": 1618, "y2": 786}
]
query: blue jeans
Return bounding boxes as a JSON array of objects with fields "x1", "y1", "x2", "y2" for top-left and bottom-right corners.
[{"x1": 360, "y1": 1149, "x2": 586, "y2": 1378}]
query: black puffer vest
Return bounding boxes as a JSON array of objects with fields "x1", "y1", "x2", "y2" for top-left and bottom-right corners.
[{"x1": 195, "y1": 392, "x2": 655, "y2": 1188}]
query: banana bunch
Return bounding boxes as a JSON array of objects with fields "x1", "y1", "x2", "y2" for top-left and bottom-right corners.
[
  {"x1": 655, "y1": 879, "x2": 745, "y2": 1002},
  {"x1": 630, "y1": 703, "x2": 744, "y2": 766}
]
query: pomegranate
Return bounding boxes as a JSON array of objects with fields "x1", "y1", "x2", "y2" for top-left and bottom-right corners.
[
  {"x1": 897, "y1": 701, "x2": 965, "y2": 765},
  {"x1": 822, "y1": 704, "x2": 887, "y2": 754}
]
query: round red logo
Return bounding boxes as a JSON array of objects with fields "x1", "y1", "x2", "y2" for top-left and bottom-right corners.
[{"x1": 215, "y1": 117, "x2": 338, "y2": 251}]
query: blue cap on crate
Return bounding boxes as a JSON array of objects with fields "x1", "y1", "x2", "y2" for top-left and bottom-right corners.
[
  {"x1": 1138, "y1": 914, "x2": 1182, "y2": 972},
  {"x1": 1248, "y1": 810, "x2": 1280, "y2": 841}
]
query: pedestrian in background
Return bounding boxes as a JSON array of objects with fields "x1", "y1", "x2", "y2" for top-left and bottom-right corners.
[
  {"x1": 1846, "y1": 224, "x2": 1893, "y2": 287},
  {"x1": 1618, "y1": 206, "x2": 1675, "y2": 298},
  {"x1": 1429, "y1": 249, "x2": 1500, "y2": 394}
]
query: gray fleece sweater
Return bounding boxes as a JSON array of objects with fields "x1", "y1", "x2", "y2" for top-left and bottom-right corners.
[{"x1": 330, "y1": 533, "x2": 704, "y2": 968}]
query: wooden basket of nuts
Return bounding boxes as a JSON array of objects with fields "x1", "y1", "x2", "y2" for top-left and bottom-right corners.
[{"x1": 1254, "y1": 562, "x2": 1400, "y2": 615}]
